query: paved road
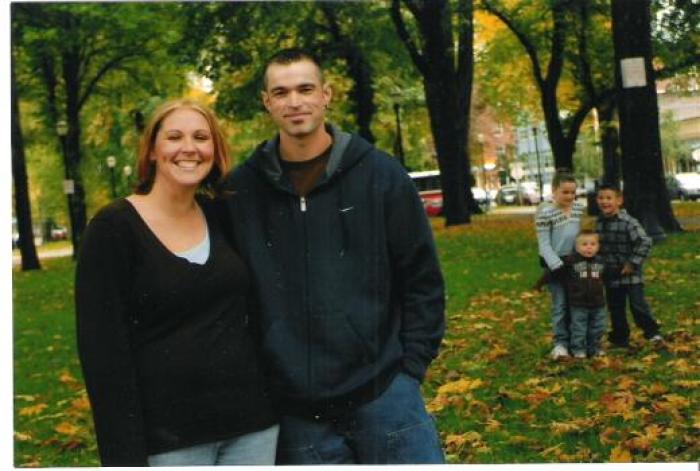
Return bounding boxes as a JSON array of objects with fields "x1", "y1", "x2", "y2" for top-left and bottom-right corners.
[{"x1": 12, "y1": 247, "x2": 73, "y2": 266}]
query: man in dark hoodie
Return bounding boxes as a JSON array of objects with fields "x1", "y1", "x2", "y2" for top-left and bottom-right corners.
[{"x1": 222, "y1": 48, "x2": 445, "y2": 464}]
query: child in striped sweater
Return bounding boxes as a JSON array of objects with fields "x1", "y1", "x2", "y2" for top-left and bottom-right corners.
[{"x1": 535, "y1": 170, "x2": 585, "y2": 359}]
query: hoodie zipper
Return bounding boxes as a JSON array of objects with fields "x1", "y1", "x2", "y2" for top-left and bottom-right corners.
[{"x1": 298, "y1": 194, "x2": 312, "y2": 403}]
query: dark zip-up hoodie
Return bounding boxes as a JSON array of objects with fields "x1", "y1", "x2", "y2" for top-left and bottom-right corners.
[
  {"x1": 222, "y1": 125, "x2": 445, "y2": 418},
  {"x1": 563, "y1": 253, "x2": 606, "y2": 308}
]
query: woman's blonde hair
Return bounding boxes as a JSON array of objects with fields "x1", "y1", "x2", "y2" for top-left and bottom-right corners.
[{"x1": 135, "y1": 99, "x2": 229, "y2": 196}]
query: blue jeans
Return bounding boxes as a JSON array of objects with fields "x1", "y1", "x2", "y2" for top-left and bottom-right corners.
[
  {"x1": 605, "y1": 284, "x2": 660, "y2": 344},
  {"x1": 276, "y1": 372, "x2": 444, "y2": 464},
  {"x1": 547, "y1": 281, "x2": 570, "y2": 347},
  {"x1": 570, "y1": 306, "x2": 607, "y2": 356},
  {"x1": 147, "y1": 424, "x2": 279, "y2": 466}
]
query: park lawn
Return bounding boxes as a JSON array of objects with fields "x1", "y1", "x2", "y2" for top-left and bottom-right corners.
[{"x1": 12, "y1": 205, "x2": 700, "y2": 466}]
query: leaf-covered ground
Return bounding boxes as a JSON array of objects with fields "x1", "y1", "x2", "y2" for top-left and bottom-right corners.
[{"x1": 12, "y1": 203, "x2": 699, "y2": 466}]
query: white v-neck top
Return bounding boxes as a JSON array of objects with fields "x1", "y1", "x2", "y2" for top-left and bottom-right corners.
[{"x1": 174, "y1": 226, "x2": 210, "y2": 265}]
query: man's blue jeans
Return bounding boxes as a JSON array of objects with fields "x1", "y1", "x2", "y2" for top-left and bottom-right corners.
[
  {"x1": 547, "y1": 281, "x2": 570, "y2": 347},
  {"x1": 276, "y1": 372, "x2": 444, "y2": 464}
]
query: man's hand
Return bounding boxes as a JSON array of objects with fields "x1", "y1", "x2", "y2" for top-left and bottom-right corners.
[{"x1": 621, "y1": 262, "x2": 635, "y2": 276}]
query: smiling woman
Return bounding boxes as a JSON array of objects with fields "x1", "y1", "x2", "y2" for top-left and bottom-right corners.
[
  {"x1": 74, "y1": 99, "x2": 279, "y2": 466},
  {"x1": 134, "y1": 100, "x2": 228, "y2": 197}
]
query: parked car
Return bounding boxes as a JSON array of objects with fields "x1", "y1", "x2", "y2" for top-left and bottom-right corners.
[
  {"x1": 49, "y1": 224, "x2": 68, "y2": 241},
  {"x1": 12, "y1": 217, "x2": 45, "y2": 248},
  {"x1": 496, "y1": 184, "x2": 540, "y2": 205},
  {"x1": 12, "y1": 218, "x2": 19, "y2": 249},
  {"x1": 471, "y1": 187, "x2": 488, "y2": 205},
  {"x1": 409, "y1": 170, "x2": 443, "y2": 216},
  {"x1": 666, "y1": 172, "x2": 700, "y2": 201}
]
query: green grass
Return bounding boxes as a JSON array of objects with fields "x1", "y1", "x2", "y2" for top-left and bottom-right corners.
[
  {"x1": 13, "y1": 257, "x2": 98, "y2": 467},
  {"x1": 427, "y1": 209, "x2": 699, "y2": 463},
  {"x1": 12, "y1": 205, "x2": 700, "y2": 466}
]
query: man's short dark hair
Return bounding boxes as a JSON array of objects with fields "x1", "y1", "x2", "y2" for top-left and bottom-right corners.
[
  {"x1": 597, "y1": 182, "x2": 621, "y2": 195},
  {"x1": 262, "y1": 48, "x2": 324, "y2": 90}
]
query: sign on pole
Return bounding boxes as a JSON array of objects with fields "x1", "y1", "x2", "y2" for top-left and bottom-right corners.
[{"x1": 510, "y1": 162, "x2": 524, "y2": 181}]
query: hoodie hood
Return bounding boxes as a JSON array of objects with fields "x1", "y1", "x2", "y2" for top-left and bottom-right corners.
[{"x1": 245, "y1": 124, "x2": 373, "y2": 192}]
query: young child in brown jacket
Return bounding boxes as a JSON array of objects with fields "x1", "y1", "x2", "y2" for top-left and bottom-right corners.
[{"x1": 535, "y1": 230, "x2": 607, "y2": 358}]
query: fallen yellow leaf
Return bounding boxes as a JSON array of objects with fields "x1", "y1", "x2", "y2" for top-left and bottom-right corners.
[
  {"x1": 14, "y1": 431, "x2": 32, "y2": 441},
  {"x1": 71, "y1": 396, "x2": 91, "y2": 411},
  {"x1": 59, "y1": 371, "x2": 78, "y2": 385},
  {"x1": 484, "y1": 418, "x2": 501, "y2": 431},
  {"x1": 610, "y1": 445, "x2": 632, "y2": 462},
  {"x1": 18, "y1": 403, "x2": 48, "y2": 417},
  {"x1": 673, "y1": 380, "x2": 700, "y2": 389},
  {"x1": 437, "y1": 378, "x2": 484, "y2": 395},
  {"x1": 617, "y1": 376, "x2": 636, "y2": 390},
  {"x1": 54, "y1": 422, "x2": 80, "y2": 436},
  {"x1": 599, "y1": 426, "x2": 618, "y2": 445}
]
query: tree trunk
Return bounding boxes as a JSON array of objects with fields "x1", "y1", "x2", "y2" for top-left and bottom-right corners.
[
  {"x1": 11, "y1": 51, "x2": 41, "y2": 271},
  {"x1": 391, "y1": 0, "x2": 473, "y2": 226},
  {"x1": 598, "y1": 98, "x2": 622, "y2": 186},
  {"x1": 611, "y1": 0, "x2": 681, "y2": 239},
  {"x1": 63, "y1": 50, "x2": 88, "y2": 256},
  {"x1": 319, "y1": 5, "x2": 377, "y2": 143},
  {"x1": 344, "y1": 47, "x2": 376, "y2": 143},
  {"x1": 541, "y1": 84, "x2": 574, "y2": 170}
]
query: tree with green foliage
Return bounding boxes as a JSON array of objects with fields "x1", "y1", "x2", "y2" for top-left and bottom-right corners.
[
  {"x1": 181, "y1": 2, "x2": 414, "y2": 147},
  {"x1": 660, "y1": 111, "x2": 694, "y2": 175},
  {"x1": 480, "y1": 0, "x2": 615, "y2": 172},
  {"x1": 12, "y1": 3, "x2": 188, "y2": 255},
  {"x1": 391, "y1": 0, "x2": 476, "y2": 226}
]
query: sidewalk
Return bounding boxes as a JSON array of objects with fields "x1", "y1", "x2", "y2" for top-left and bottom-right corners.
[{"x1": 12, "y1": 246, "x2": 73, "y2": 266}]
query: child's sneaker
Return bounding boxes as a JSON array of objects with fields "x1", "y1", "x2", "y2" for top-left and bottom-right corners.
[
  {"x1": 573, "y1": 351, "x2": 587, "y2": 359},
  {"x1": 551, "y1": 344, "x2": 570, "y2": 359}
]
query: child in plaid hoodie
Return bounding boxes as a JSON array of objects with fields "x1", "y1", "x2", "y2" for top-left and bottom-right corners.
[{"x1": 595, "y1": 184, "x2": 662, "y2": 347}]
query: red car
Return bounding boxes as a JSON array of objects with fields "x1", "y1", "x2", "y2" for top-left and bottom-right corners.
[{"x1": 409, "y1": 170, "x2": 443, "y2": 216}]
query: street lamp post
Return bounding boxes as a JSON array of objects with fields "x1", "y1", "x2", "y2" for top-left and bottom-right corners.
[
  {"x1": 123, "y1": 165, "x2": 133, "y2": 195},
  {"x1": 532, "y1": 126, "x2": 544, "y2": 202},
  {"x1": 477, "y1": 133, "x2": 486, "y2": 189},
  {"x1": 106, "y1": 156, "x2": 117, "y2": 198},
  {"x1": 56, "y1": 119, "x2": 77, "y2": 259},
  {"x1": 393, "y1": 103, "x2": 407, "y2": 169},
  {"x1": 391, "y1": 91, "x2": 406, "y2": 169}
]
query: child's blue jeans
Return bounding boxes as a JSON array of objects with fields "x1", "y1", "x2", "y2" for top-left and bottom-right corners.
[
  {"x1": 570, "y1": 306, "x2": 607, "y2": 356},
  {"x1": 275, "y1": 372, "x2": 444, "y2": 464},
  {"x1": 547, "y1": 281, "x2": 570, "y2": 347}
]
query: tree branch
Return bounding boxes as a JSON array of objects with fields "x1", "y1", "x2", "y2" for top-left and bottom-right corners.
[
  {"x1": 456, "y1": 0, "x2": 473, "y2": 85},
  {"x1": 481, "y1": 0, "x2": 546, "y2": 89},
  {"x1": 545, "y1": 0, "x2": 567, "y2": 90},
  {"x1": 390, "y1": 0, "x2": 428, "y2": 76},
  {"x1": 573, "y1": 1, "x2": 597, "y2": 101},
  {"x1": 78, "y1": 49, "x2": 139, "y2": 111},
  {"x1": 655, "y1": 54, "x2": 700, "y2": 79}
]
